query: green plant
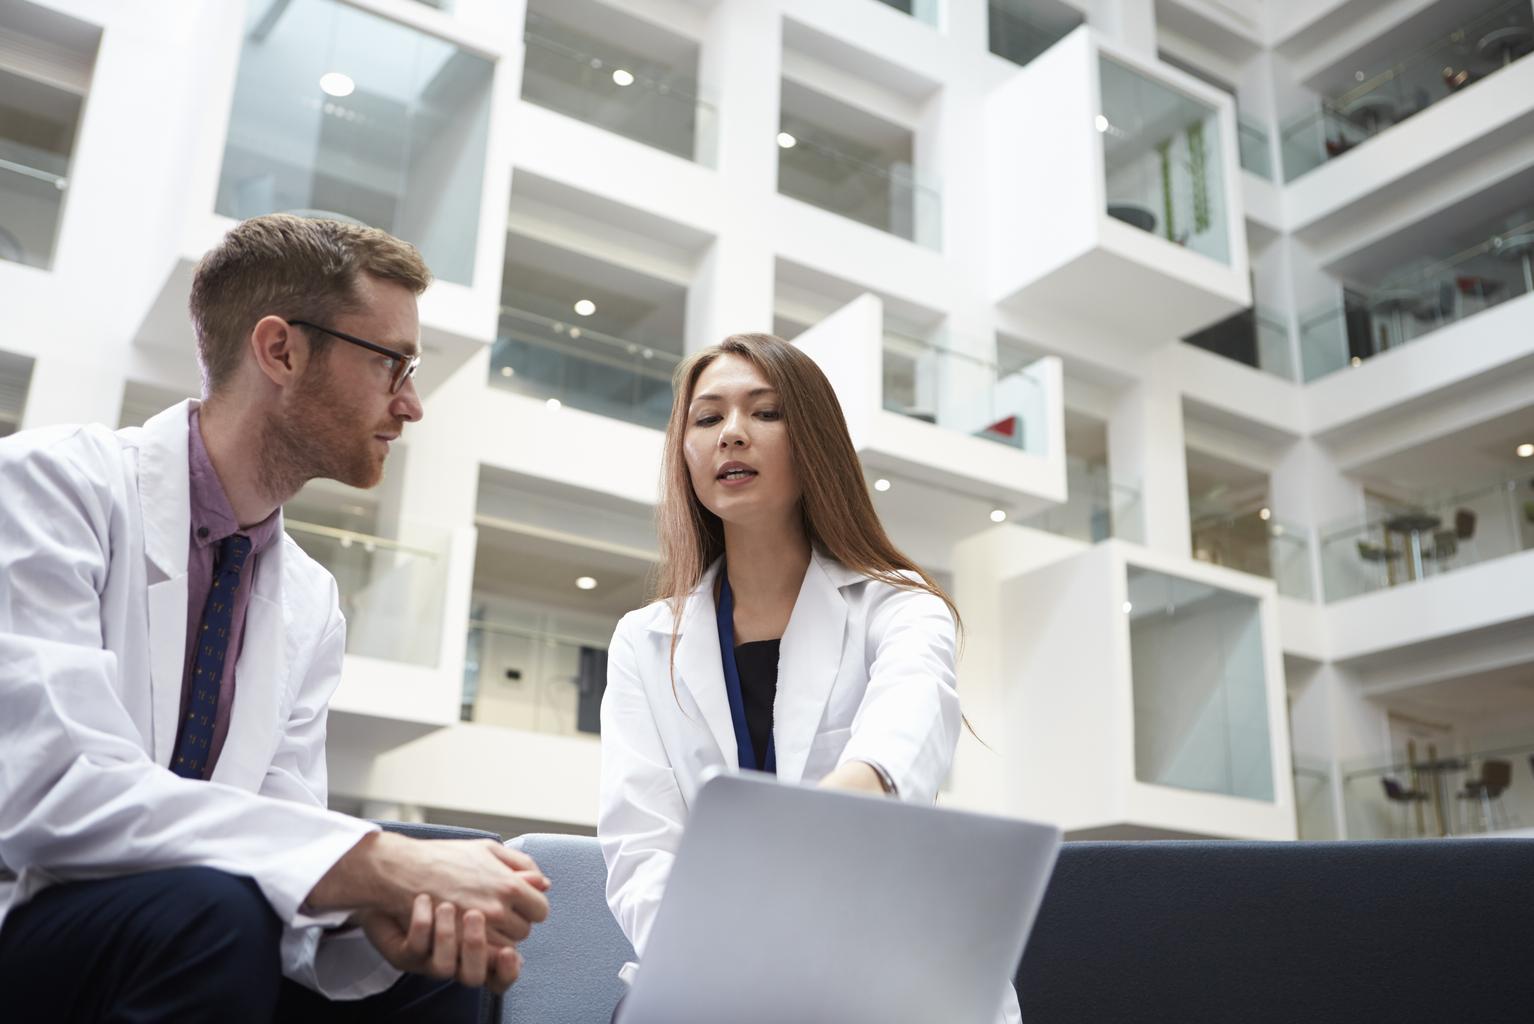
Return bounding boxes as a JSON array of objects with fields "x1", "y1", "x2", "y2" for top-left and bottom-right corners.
[
  {"x1": 1188, "y1": 120, "x2": 1211, "y2": 234},
  {"x1": 1157, "y1": 139, "x2": 1174, "y2": 241}
]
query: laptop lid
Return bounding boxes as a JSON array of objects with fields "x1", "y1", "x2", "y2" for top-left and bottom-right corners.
[{"x1": 620, "y1": 772, "x2": 1061, "y2": 1024}]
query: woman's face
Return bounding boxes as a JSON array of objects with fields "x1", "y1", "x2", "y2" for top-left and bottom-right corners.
[{"x1": 683, "y1": 354, "x2": 802, "y2": 529}]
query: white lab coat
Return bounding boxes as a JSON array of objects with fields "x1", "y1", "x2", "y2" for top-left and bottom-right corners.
[
  {"x1": 598, "y1": 551, "x2": 1023, "y2": 1023},
  {"x1": 0, "y1": 400, "x2": 397, "y2": 999}
]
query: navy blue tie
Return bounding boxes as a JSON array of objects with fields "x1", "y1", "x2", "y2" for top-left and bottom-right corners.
[{"x1": 172, "y1": 534, "x2": 252, "y2": 780}]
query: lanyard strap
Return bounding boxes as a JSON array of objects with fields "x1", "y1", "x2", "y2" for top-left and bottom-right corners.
[{"x1": 717, "y1": 570, "x2": 776, "y2": 774}]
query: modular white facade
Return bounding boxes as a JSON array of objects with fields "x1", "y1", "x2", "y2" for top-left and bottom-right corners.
[{"x1": 5, "y1": 0, "x2": 1534, "y2": 843}]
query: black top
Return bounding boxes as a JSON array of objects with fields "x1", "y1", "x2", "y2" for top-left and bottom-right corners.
[{"x1": 733, "y1": 638, "x2": 780, "y2": 772}]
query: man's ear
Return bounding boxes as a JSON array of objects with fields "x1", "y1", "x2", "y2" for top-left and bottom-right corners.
[{"x1": 249, "y1": 316, "x2": 308, "y2": 388}]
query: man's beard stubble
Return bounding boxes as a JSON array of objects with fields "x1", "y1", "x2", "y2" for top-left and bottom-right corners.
[{"x1": 257, "y1": 365, "x2": 385, "y2": 502}]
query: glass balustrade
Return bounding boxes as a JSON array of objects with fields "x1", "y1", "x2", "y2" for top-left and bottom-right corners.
[
  {"x1": 0, "y1": 67, "x2": 85, "y2": 270},
  {"x1": 1128, "y1": 566, "x2": 1275, "y2": 801},
  {"x1": 462, "y1": 614, "x2": 607, "y2": 736},
  {"x1": 881, "y1": 333, "x2": 1048, "y2": 454},
  {"x1": 521, "y1": 16, "x2": 716, "y2": 165},
  {"x1": 988, "y1": 1, "x2": 1082, "y2": 67},
  {"x1": 1292, "y1": 756, "x2": 1340, "y2": 839},
  {"x1": 1279, "y1": 0, "x2": 1533, "y2": 181},
  {"x1": 1184, "y1": 305, "x2": 1295, "y2": 380},
  {"x1": 1020, "y1": 456, "x2": 1143, "y2": 544},
  {"x1": 776, "y1": 124, "x2": 941, "y2": 248},
  {"x1": 490, "y1": 307, "x2": 679, "y2": 430},
  {"x1": 1192, "y1": 508, "x2": 1316, "y2": 601},
  {"x1": 1237, "y1": 114, "x2": 1273, "y2": 181},
  {"x1": 1099, "y1": 55, "x2": 1231, "y2": 265},
  {"x1": 1341, "y1": 732, "x2": 1534, "y2": 839},
  {"x1": 285, "y1": 519, "x2": 449, "y2": 666},
  {"x1": 1299, "y1": 213, "x2": 1534, "y2": 381},
  {"x1": 1318, "y1": 475, "x2": 1534, "y2": 602},
  {"x1": 872, "y1": 0, "x2": 940, "y2": 26}
]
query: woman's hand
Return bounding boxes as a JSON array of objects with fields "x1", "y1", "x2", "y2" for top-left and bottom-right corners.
[{"x1": 818, "y1": 760, "x2": 893, "y2": 796}]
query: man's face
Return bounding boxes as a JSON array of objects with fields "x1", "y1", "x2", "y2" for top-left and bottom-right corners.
[{"x1": 281, "y1": 274, "x2": 424, "y2": 489}]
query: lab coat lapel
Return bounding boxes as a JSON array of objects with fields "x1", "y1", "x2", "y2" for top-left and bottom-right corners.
[
  {"x1": 212, "y1": 532, "x2": 287, "y2": 789},
  {"x1": 672, "y1": 561, "x2": 738, "y2": 769},
  {"x1": 773, "y1": 551, "x2": 851, "y2": 784},
  {"x1": 138, "y1": 401, "x2": 194, "y2": 766}
]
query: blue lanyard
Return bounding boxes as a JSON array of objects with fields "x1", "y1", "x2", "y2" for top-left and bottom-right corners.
[{"x1": 716, "y1": 569, "x2": 775, "y2": 774}]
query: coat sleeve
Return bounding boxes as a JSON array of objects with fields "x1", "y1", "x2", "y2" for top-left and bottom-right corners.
[
  {"x1": 835, "y1": 584, "x2": 962, "y2": 804},
  {"x1": 597, "y1": 614, "x2": 687, "y2": 958},
  {"x1": 0, "y1": 434, "x2": 373, "y2": 953}
]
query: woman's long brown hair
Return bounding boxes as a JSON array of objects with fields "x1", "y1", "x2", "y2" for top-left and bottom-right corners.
[{"x1": 653, "y1": 333, "x2": 963, "y2": 678}]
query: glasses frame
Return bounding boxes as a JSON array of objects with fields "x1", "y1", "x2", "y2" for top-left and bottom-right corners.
[{"x1": 286, "y1": 319, "x2": 421, "y2": 394}]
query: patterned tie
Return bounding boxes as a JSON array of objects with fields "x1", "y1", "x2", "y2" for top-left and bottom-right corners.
[{"x1": 172, "y1": 534, "x2": 252, "y2": 779}]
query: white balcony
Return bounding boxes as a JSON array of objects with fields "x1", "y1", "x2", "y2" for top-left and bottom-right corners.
[
  {"x1": 793, "y1": 293, "x2": 1066, "y2": 516},
  {"x1": 986, "y1": 27, "x2": 1250, "y2": 339}
]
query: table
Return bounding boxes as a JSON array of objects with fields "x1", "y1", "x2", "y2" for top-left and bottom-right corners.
[
  {"x1": 1478, "y1": 26, "x2": 1533, "y2": 67},
  {"x1": 1411, "y1": 755, "x2": 1468, "y2": 836},
  {"x1": 1342, "y1": 92, "x2": 1396, "y2": 133},
  {"x1": 1369, "y1": 286, "x2": 1422, "y2": 351},
  {"x1": 1385, "y1": 510, "x2": 1443, "y2": 581},
  {"x1": 1492, "y1": 231, "x2": 1534, "y2": 295},
  {"x1": 1107, "y1": 202, "x2": 1156, "y2": 234}
]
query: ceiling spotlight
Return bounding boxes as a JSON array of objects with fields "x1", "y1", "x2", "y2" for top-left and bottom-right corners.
[
  {"x1": 1122, "y1": 601, "x2": 1133, "y2": 614},
  {"x1": 573, "y1": 299, "x2": 596, "y2": 317},
  {"x1": 776, "y1": 131, "x2": 797, "y2": 149},
  {"x1": 612, "y1": 68, "x2": 634, "y2": 87},
  {"x1": 319, "y1": 71, "x2": 355, "y2": 97},
  {"x1": 1519, "y1": 443, "x2": 1534, "y2": 458},
  {"x1": 1258, "y1": 507, "x2": 1271, "y2": 521},
  {"x1": 1094, "y1": 114, "x2": 1110, "y2": 132},
  {"x1": 546, "y1": 398, "x2": 562, "y2": 410},
  {"x1": 499, "y1": 366, "x2": 514, "y2": 378},
  {"x1": 1349, "y1": 356, "x2": 1363, "y2": 367},
  {"x1": 576, "y1": 576, "x2": 598, "y2": 590},
  {"x1": 873, "y1": 478, "x2": 892, "y2": 492},
  {"x1": 1355, "y1": 70, "x2": 1366, "y2": 82},
  {"x1": 990, "y1": 509, "x2": 1007, "y2": 523}
]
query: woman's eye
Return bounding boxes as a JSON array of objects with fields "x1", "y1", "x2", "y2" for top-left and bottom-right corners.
[
  {"x1": 694, "y1": 414, "x2": 720, "y2": 426},
  {"x1": 757, "y1": 409, "x2": 781, "y2": 420}
]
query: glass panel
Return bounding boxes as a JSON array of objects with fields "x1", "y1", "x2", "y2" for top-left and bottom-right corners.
[
  {"x1": 521, "y1": 14, "x2": 715, "y2": 165},
  {"x1": 1020, "y1": 457, "x2": 1142, "y2": 543},
  {"x1": 1191, "y1": 509, "x2": 1315, "y2": 601},
  {"x1": 1340, "y1": 732, "x2": 1534, "y2": 839},
  {"x1": 1279, "y1": 0, "x2": 1533, "y2": 182},
  {"x1": 0, "y1": 67, "x2": 85, "y2": 270},
  {"x1": 1318, "y1": 476, "x2": 1534, "y2": 602},
  {"x1": 881, "y1": 333, "x2": 1047, "y2": 454},
  {"x1": 1128, "y1": 566, "x2": 1274, "y2": 801},
  {"x1": 1292, "y1": 756, "x2": 1339, "y2": 839},
  {"x1": 873, "y1": 0, "x2": 940, "y2": 26},
  {"x1": 463, "y1": 602, "x2": 610, "y2": 736},
  {"x1": 0, "y1": 349, "x2": 34, "y2": 437},
  {"x1": 1237, "y1": 113, "x2": 1272, "y2": 180},
  {"x1": 1183, "y1": 306, "x2": 1295, "y2": 380},
  {"x1": 777, "y1": 124, "x2": 941, "y2": 248},
  {"x1": 216, "y1": 0, "x2": 493, "y2": 285},
  {"x1": 1099, "y1": 56, "x2": 1230, "y2": 264},
  {"x1": 285, "y1": 519, "x2": 449, "y2": 666},
  {"x1": 490, "y1": 307, "x2": 679, "y2": 430},
  {"x1": 988, "y1": 0, "x2": 1082, "y2": 67}
]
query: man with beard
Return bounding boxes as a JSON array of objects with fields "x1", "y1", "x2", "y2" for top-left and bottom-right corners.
[{"x1": 0, "y1": 214, "x2": 549, "y2": 1022}]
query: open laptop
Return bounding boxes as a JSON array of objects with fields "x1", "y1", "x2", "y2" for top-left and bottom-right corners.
[{"x1": 619, "y1": 772, "x2": 1062, "y2": 1024}]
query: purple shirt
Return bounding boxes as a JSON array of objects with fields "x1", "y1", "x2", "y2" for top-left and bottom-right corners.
[{"x1": 176, "y1": 407, "x2": 282, "y2": 778}]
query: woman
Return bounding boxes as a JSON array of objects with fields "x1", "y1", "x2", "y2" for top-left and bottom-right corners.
[{"x1": 598, "y1": 333, "x2": 1021, "y2": 1023}]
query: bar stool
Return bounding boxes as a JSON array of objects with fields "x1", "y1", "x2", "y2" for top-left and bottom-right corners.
[
  {"x1": 1381, "y1": 776, "x2": 1429, "y2": 837},
  {"x1": 1457, "y1": 759, "x2": 1515, "y2": 832}
]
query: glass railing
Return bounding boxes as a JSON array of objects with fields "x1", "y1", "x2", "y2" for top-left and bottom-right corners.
[
  {"x1": 1279, "y1": 0, "x2": 1534, "y2": 181},
  {"x1": 1128, "y1": 566, "x2": 1275, "y2": 801},
  {"x1": 1237, "y1": 114, "x2": 1273, "y2": 181},
  {"x1": 490, "y1": 306, "x2": 679, "y2": 430},
  {"x1": 1293, "y1": 756, "x2": 1340, "y2": 840},
  {"x1": 873, "y1": 0, "x2": 939, "y2": 26},
  {"x1": 521, "y1": 22, "x2": 716, "y2": 165},
  {"x1": 462, "y1": 617, "x2": 606, "y2": 736},
  {"x1": 1021, "y1": 457, "x2": 1144, "y2": 544},
  {"x1": 1099, "y1": 55, "x2": 1231, "y2": 264},
  {"x1": 881, "y1": 334, "x2": 1047, "y2": 454},
  {"x1": 777, "y1": 125, "x2": 941, "y2": 248},
  {"x1": 216, "y1": 0, "x2": 493, "y2": 285},
  {"x1": 1183, "y1": 305, "x2": 1295, "y2": 380},
  {"x1": 988, "y1": 2, "x2": 1082, "y2": 67},
  {"x1": 285, "y1": 519, "x2": 448, "y2": 666},
  {"x1": 1318, "y1": 475, "x2": 1534, "y2": 602},
  {"x1": 0, "y1": 67, "x2": 82, "y2": 270},
  {"x1": 1299, "y1": 214, "x2": 1534, "y2": 381},
  {"x1": 1191, "y1": 507, "x2": 1315, "y2": 601},
  {"x1": 1341, "y1": 734, "x2": 1534, "y2": 839}
]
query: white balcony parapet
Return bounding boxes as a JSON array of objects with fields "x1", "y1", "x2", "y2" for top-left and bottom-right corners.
[
  {"x1": 986, "y1": 27, "x2": 1250, "y2": 339},
  {"x1": 793, "y1": 293, "x2": 1066, "y2": 516}
]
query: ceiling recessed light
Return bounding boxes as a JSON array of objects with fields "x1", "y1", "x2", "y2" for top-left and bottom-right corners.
[
  {"x1": 575, "y1": 576, "x2": 598, "y2": 590},
  {"x1": 319, "y1": 71, "x2": 355, "y2": 97},
  {"x1": 573, "y1": 299, "x2": 596, "y2": 317},
  {"x1": 776, "y1": 131, "x2": 797, "y2": 149},
  {"x1": 1355, "y1": 70, "x2": 1366, "y2": 82},
  {"x1": 1518, "y1": 443, "x2": 1534, "y2": 458},
  {"x1": 1122, "y1": 601, "x2": 1133, "y2": 614},
  {"x1": 990, "y1": 509, "x2": 1007, "y2": 523},
  {"x1": 1258, "y1": 507, "x2": 1271, "y2": 521},
  {"x1": 612, "y1": 68, "x2": 634, "y2": 87},
  {"x1": 873, "y1": 478, "x2": 891, "y2": 492},
  {"x1": 1094, "y1": 114, "x2": 1110, "y2": 132},
  {"x1": 1349, "y1": 356, "x2": 1363, "y2": 367},
  {"x1": 546, "y1": 398, "x2": 562, "y2": 410},
  {"x1": 499, "y1": 366, "x2": 514, "y2": 378}
]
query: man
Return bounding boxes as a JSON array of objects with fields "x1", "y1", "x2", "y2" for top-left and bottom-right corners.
[{"x1": 0, "y1": 214, "x2": 548, "y2": 1021}]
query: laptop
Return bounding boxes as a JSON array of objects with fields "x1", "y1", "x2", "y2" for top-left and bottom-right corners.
[{"x1": 619, "y1": 772, "x2": 1062, "y2": 1024}]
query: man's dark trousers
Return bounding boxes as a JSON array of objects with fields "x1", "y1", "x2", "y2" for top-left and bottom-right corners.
[{"x1": 0, "y1": 866, "x2": 482, "y2": 1022}]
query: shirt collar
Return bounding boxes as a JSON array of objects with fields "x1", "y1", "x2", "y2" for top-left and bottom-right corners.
[{"x1": 187, "y1": 406, "x2": 282, "y2": 556}]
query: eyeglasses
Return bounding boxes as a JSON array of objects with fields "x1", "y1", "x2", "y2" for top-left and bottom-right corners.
[{"x1": 286, "y1": 320, "x2": 421, "y2": 395}]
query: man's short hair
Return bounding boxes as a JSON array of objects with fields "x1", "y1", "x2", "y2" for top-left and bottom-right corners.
[{"x1": 188, "y1": 214, "x2": 433, "y2": 395}]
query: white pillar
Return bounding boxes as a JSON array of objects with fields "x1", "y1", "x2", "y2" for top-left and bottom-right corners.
[
  {"x1": 1089, "y1": 0, "x2": 1157, "y2": 57},
  {"x1": 20, "y1": 348, "x2": 126, "y2": 431},
  {"x1": 1107, "y1": 348, "x2": 1190, "y2": 555}
]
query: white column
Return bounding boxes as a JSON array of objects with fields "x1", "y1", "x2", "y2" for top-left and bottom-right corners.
[
  {"x1": 20, "y1": 348, "x2": 126, "y2": 431},
  {"x1": 1089, "y1": 0, "x2": 1157, "y2": 57},
  {"x1": 1107, "y1": 348, "x2": 1190, "y2": 555},
  {"x1": 1270, "y1": 437, "x2": 1365, "y2": 602}
]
